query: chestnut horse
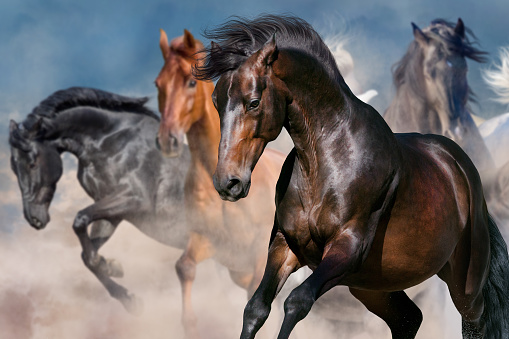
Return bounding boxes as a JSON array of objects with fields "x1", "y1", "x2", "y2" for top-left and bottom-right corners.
[
  {"x1": 155, "y1": 29, "x2": 285, "y2": 338},
  {"x1": 194, "y1": 15, "x2": 509, "y2": 339}
]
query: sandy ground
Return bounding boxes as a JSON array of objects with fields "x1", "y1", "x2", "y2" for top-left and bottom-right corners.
[{"x1": 0, "y1": 155, "x2": 462, "y2": 339}]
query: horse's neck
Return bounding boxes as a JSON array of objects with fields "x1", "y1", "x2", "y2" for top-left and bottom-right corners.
[
  {"x1": 186, "y1": 81, "x2": 220, "y2": 176},
  {"x1": 47, "y1": 108, "x2": 119, "y2": 157},
  {"x1": 386, "y1": 88, "x2": 440, "y2": 134},
  {"x1": 278, "y1": 50, "x2": 396, "y2": 182}
]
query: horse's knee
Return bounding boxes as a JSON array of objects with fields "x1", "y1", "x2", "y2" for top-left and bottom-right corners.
[
  {"x1": 81, "y1": 251, "x2": 101, "y2": 269},
  {"x1": 284, "y1": 284, "x2": 315, "y2": 322},
  {"x1": 176, "y1": 255, "x2": 196, "y2": 282},
  {"x1": 73, "y1": 211, "x2": 90, "y2": 233}
]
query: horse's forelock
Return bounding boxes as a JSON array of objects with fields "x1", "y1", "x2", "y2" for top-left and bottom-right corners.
[
  {"x1": 427, "y1": 19, "x2": 487, "y2": 63},
  {"x1": 194, "y1": 15, "x2": 337, "y2": 82},
  {"x1": 9, "y1": 127, "x2": 32, "y2": 152}
]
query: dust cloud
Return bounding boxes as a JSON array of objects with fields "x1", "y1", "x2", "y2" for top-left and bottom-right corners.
[{"x1": 0, "y1": 27, "x2": 467, "y2": 339}]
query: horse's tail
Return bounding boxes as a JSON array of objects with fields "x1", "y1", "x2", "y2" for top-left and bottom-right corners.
[{"x1": 482, "y1": 214, "x2": 509, "y2": 338}]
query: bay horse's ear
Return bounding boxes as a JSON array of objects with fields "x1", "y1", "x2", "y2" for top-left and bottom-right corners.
[
  {"x1": 159, "y1": 28, "x2": 170, "y2": 60},
  {"x1": 454, "y1": 18, "x2": 465, "y2": 39},
  {"x1": 257, "y1": 34, "x2": 279, "y2": 67},
  {"x1": 412, "y1": 23, "x2": 429, "y2": 46},
  {"x1": 183, "y1": 29, "x2": 196, "y2": 50}
]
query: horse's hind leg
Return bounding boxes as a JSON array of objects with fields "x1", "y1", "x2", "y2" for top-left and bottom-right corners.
[
  {"x1": 176, "y1": 232, "x2": 214, "y2": 339},
  {"x1": 438, "y1": 266, "x2": 485, "y2": 338},
  {"x1": 349, "y1": 288, "x2": 422, "y2": 339}
]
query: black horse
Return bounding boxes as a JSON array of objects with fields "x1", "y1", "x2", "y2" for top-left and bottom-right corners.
[{"x1": 9, "y1": 87, "x2": 190, "y2": 313}]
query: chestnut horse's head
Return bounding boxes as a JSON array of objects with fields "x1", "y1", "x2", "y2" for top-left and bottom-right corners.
[
  {"x1": 199, "y1": 35, "x2": 291, "y2": 201},
  {"x1": 155, "y1": 29, "x2": 205, "y2": 157}
]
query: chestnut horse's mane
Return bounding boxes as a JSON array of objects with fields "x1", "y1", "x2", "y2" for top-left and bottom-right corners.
[{"x1": 194, "y1": 14, "x2": 343, "y2": 84}]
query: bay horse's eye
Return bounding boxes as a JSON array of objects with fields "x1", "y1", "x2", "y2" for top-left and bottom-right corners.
[
  {"x1": 188, "y1": 79, "x2": 197, "y2": 88},
  {"x1": 247, "y1": 99, "x2": 260, "y2": 111}
]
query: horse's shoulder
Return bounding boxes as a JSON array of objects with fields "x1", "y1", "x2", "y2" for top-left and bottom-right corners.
[{"x1": 274, "y1": 149, "x2": 297, "y2": 205}]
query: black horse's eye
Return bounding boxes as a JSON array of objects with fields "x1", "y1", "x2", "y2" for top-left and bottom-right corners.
[
  {"x1": 188, "y1": 79, "x2": 197, "y2": 88},
  {"x1": 247, "y1": 99, "x2": 260, "y2": 111}
]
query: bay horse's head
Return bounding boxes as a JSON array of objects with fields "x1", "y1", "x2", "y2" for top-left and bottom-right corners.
[
  {"x1": 196, "y1": 33, "x2": 291, "y2": 201},
  {"x1": 155, "y1": 29, "x2": 206, "y2": 157},
  {"x1": 9, "y1": 118, "x2": 62, "y2": 230},
  {"x1": 395, "y1": 18, "x2": 487, "y2": 138}
]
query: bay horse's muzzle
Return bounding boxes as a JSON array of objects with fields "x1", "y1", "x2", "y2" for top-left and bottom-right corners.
[{"x1": 213, "y1": 173, "x2": 251, "y2": 202}]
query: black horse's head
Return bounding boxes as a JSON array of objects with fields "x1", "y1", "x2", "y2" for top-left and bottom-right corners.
[{"x1": 9, "y1": 119, "x2": 62, "y2": 230}]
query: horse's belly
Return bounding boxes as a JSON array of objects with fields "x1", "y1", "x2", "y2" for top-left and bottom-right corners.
[{"x1": 344, "y1": 216, "x2": 460, "y2": 291}]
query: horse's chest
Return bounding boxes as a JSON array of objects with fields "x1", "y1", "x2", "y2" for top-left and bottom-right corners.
[{"x1": 278, "y1": 191, "x2": 332, "y2": 267}]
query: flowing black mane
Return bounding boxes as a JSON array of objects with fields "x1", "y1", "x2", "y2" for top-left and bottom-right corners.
[
  {"x1": 194, "y1": 15, "x2": 343, "y2": 84},
  {"x1": 392, "y1": 19, "x2": 487, "y2": 99},
  {"x1": 23, "y1": 87, "x2": 159, "y2": 130}
]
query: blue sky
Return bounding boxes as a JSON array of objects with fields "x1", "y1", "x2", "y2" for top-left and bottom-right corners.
[
  {"x1": 1, "y1": 0, "x2": 509, "y2": 229},
  {"x1": 2, "y1": 0, "x2": 509, "y2": 119}
]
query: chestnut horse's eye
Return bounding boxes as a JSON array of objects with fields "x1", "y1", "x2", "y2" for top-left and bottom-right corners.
[
  {"x1": 188, "y1": 79, "x2": 197, "y2": 88},
  {"x1": 247, "y1": 99, "x2": 260, "y2": 111}
]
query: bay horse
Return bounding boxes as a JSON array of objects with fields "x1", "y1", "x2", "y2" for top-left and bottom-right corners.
[
  {"x1": 9, "y1": 87, "x2": 190, "y2": 314},
  {"x1": 194, "y1": 15, "x2": 509, "y2": 339},
  {"x1": 155, "y1": 29, "x2": 285, "y2": 338},
  {"x1": 383, "y1": 19, "x2": 495, "y2": 172}
]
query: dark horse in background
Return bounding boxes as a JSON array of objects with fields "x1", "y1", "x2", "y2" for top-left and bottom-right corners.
[
  {"x1": 383, "y1": 19, "x2": 509, "y2": 242},
  {"x1": 383, "y1": 18, "x2": 494, "y2": 172},
  {"x1": 194, "y1": 15, "x2": 509, "y2": 339},
  {"x1": 9, "y1": 87, "x2": 190, "y2": 313}
]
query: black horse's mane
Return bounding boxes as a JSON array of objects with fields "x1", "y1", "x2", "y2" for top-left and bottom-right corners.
[
  {"x1": 194, "y1": 14, "x2": 343, "y2": 84},
  {"x1": 393, "y1": 19, "x2": 487, "y2": 98},
  {"x1": 22, "y1": 87, "x2": 159, "y2": 131}
]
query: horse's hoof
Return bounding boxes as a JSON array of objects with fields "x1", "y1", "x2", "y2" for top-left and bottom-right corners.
[
  {"x1": 106, "y1": 259, "x2": 124, "y2": 278},
  {"x1": 122, "y1": 293, "x2": 144, "y2": 316}
]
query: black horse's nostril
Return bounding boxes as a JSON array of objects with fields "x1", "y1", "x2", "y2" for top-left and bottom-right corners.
[
  {"x1": 155, "y1": 137, "x2": 161, "y2": 150},
  {"x1": 32, "y1": 217, "x2": 42, "y2": 228}
]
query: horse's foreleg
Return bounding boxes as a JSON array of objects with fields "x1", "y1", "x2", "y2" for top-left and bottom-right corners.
[
  {"x1": 241, "y1": 231, "x2": 300, "y2": 339},
  {"x1": 277, "y1": 234, "x2": 366, "y2": 339},
  {"x1": 72, "y1": 194, "x2": 144, "y2": 314},
  {"x1": 176, "y1": 232, "x2": 214, "y2": 339},
  {"x1": 89, "y1": 219, "x2": 123, "y2": 277}
]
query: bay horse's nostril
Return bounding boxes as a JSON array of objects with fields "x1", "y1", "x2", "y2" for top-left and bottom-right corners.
[
  {"x1": 226, "y1": 177, "x2": 243, "y2": 197},
  {"x1": 226, "y1": 178, "x2": 241, "y2": 190}
]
